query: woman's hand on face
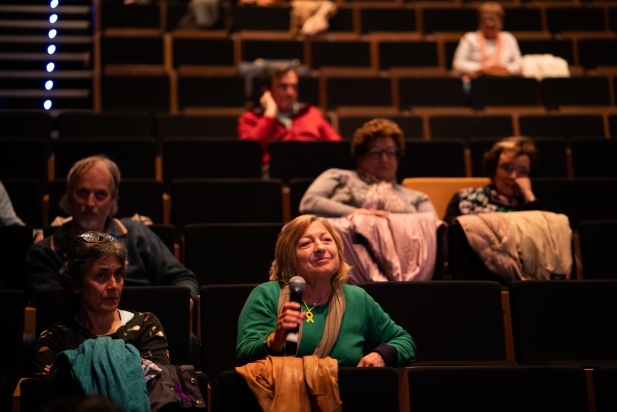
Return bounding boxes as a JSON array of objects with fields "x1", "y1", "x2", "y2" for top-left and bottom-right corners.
[
  {"x1": 357, "y1": 352, "x2": 385, "y2": 367},
  {"x1": 271, "y1": 302, "x2": 306, "y2": 350},
  {"x1": 514, "y1": 177, "x2": 536, "y2": 201},
  {"x1": 354, "y1": 208, "x2": 389, "y2": 217}
]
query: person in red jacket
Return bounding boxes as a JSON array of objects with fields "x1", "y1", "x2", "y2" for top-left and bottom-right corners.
[{"x1": 238, "y1": 63, "x2": 341, "y2": 173}]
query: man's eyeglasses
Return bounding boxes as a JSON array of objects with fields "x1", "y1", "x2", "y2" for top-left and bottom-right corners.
[
  {"x1": 498, "y1": 163, "x2": 530, "y2": 177},
  {"x1": 367, "y1": 147, "x2": 400, "y2": 159},
  {"x1": 77, "y1": 232, "x2": 117, "y2": 243}
]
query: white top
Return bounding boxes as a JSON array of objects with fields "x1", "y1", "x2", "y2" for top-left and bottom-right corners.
[{"x1": 452, "y1": 31, "x2": 522, "y2": 77}]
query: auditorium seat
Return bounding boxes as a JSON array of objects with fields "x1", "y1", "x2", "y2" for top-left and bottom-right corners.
[
  {"x1": 0, "y1": 226, "x2": 33, "y2": 292},
  {"x1": 163, "y1": 139, "x2": 262, "y2": 187},
  {"x1": 570, "y1": 137, "x2": 617, "y2": 177},
  {"x1": 518, "y1": 114, "x2": 605, "y2": 138},
  {"x1": 35, "y1": 286, "x2": 192, "y2": 365},
  {"x1": 310, "y1": 40, "x2": 371, "y2": 69},
  {"x1": 327, "y1": 6, "x2": 353, "y2": 33},
  {"x1": 0, "y1": 111, "x2": 51, "y2": 138},
  {"x1": 156, "y1": 113, "x2": 238, "y2": 139},
  {"x1": 268, "y1": 141, "x2": 353, "y2": 183},
  {"x1": 547, "y1": 6, "x2": 606, "y2": 33},
  {"x1": 232, "y1": 5, "x2": 290, "y2": 31},
  {"x1": 407, "y1": 366, "x2": 588, "y2": 412},
  {"x1": 171, "y1": 179, "x2": 283, "y2": 231},
  {"x1": 200, "y1": 284, "x2": 258, "y2": 412},
  {"x1": 469, "y1": 137, "x2": 568, "y2": 178},
  {"x1": 509, "y1": 280, "x2": 617, "y2": 367},
  {"x1": 47, "y1": 178, "x2": 165, "y2": 224},
  {"x1": 532, "y1": 177, "x2": 617, "y2": 229},
  {"x1": 54, "y1": 137, "x2": 157, "y2": 179},
  {"x1": 0, "y1": 290, "x2": 25, "y2": 412},
  {"x1": 422, "y1": 8, "x2": 476, "y2": 34},
  {"x1": 177, "y1": 76, "x2": 245, "y2": 109},
  {"x1": 518, "y1": 39, "x2": 574, "y2": 66},
  {"x1": 578, "y1": 39, "x2": 617, "y2": 69},
  {"x1": 359, "y1": 7, "x2": 416, "y2": 33},
  {"x1": 398, "y1": 77, "x2": 467, "y2": 109},
  {"x1": 542, "y1": 77, "x2": 611, "y2": 109},
  {"x1": 101, "y1": 35, "x2": 164, "y2": 67},
  {"x1": 398, "y1": 139, "x2": 466, "y2": 179},
  {"x1": 610, "y1": 114, "x2": 617, "y2": 136},
  {"x1": 57, "y1": 111, "x2": 151, "y2": 138},
  {"x1": 241, "y1": 38, "x2": 303, "y2": 62},
  {"x1": 184, "y1": 223, "x2": 282, "y2": 286},
  {"x1": 377, "y1": 40, "x2": 439, "y2": 70},
  {"x1": 578, "y1": 221, "x2": 617, "y2": 280},
  {"x1": 220, "y1": 367, "x2": 400, "y2": 412},
  {"x1": 401, "y1": 177, "x2": 491, "y2": 220},
  {"x1": 101, "y1": 75, "x2": 170, "y2": 112},
  {"x1": 610, "y1": 7, "x2": 617, "y2": 32},
  {"x1": 325, "y1": 76, "x2": 392, "y2": 109},
  {"x1": 2, "y1": 179, "x2": 42, "y2": 227},
  {"x1": 429, "y1": 115, "x2": 513, "y2": 141},
  {"x1": 289, "y1": 177, "x2": 314, "y2": 219},
  {"x1": 100, "y1": 2, "x2": 160, "y2": 29},
  {"x1": 173, "y1": 36, "x2": 235, "y2": 68},
  {"x1": 0, "y1": 138, "x2": 48, "y2": 183},
  {"x1": 338, "y1": 114, "x2": 423, "y2": 139},
  {"x1": 501, "y1": 6, "x2": 543, "y2": 32},
  {"x1": 594, "y1": 366, "x2": 617, "y2": 412},
  {"x1": 359, "y1": 281, "x2": 512, "y2": 364},
  {"x1": 471, "y1": 77, "x2": 540, "y2": 109}
]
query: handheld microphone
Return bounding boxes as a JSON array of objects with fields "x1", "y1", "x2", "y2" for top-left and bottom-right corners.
[{"x1": 285, "y1": 275, "x2": 305, "y2": 356}]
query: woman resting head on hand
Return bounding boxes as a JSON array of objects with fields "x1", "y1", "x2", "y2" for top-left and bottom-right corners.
[
  {"x1": 236, "y1": 214, "x2": 416, "y2": 367},
  {"x1": 444, "y1": 136, "x2": 543, "y2": 223}
]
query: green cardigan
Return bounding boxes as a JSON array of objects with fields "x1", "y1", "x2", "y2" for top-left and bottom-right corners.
[{"x1": 237, "y1": 281, "x2": 416, "y2": 367}]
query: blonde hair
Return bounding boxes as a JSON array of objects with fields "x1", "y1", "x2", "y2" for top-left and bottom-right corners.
[
  {"x1": 269, "y1": 215, "x2": 350, "y2": 287},
  {"x1": 483, "y1": 136, "x2": 538, "y2": 178}
]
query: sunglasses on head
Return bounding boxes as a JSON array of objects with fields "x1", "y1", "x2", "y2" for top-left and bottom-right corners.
[{"x1": 77, "y1": 232, "x2": 117, "y2": 243}]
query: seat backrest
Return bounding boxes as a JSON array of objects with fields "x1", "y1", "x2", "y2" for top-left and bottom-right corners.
[
  {"x1": 148, "y1": 224, "x2": 175, "y2": 254},
  {"x1": 0, "y1": 111, "x2": 52, "y2": 138},
  {"x1": 532, "y1": 177, "x2": 617, "y2": 229},
  {"x1": 542, "y1": 77, "x2": 611, "y2": 109},
  {"x1": 289, "y1": 178, "x2": 314, "y2": 219},
  {"x1": 378, "y1": 40, "x2": 437, "y2": 70},
  {"x1": 177, "y1": 76, "x2": 246, "y2": 109},
  {"x1": 268, "y1": 141, "x2": 353, "y2": 183},
  {"x1": 311, "y1": 41, "x2": 371, "y2": 69},
  {"x1": 0, "y1": 226, "x2": 33, "y2": 292},
  {"x1": 0, "y1": 290, "x2": 24, "y2": 412},
  {"x1": 578, "y1": 221, "x2": 617, "y2": 280},
  {"x1": 0, "y1": 138, "x2": 48, "y2": 183},
  {"x1": 338, "y1": 115, "x2": 423, "y2": 139},
  {"x1": 509, "y1": 280, "x2": 617, "y2": 366},
  {"x1": 200, "y1": 284, "x2": 258, "y2": 412},
  {"x1": 471, "y1": 77, "x2": 541, "y2": 109},
  {"x1": 163, "y1": 139, "x2": 262, "y2": 186},
  {"x1": 156, "y1": 114, "x2": 238, "y2": 139},
  {"x1": 220, "y1": 367, "x2": 399, "y2": 412},
  {"x1": 579, "y1": 39, "x2": 617, "y2": 68},
  {"x1": 54, "y1": 137, "x2": 157, "y2": 179},
  {"x1": 35, "y1": 286, "x2": 191, "y2": 365},
  {"x1": 325, "y1": 76, "x2": 391, "y2": 109},
  {"x1": 401, "y1": 177, "x2": 491, "y2": 220},
  {"x1": 398, "y1": 139, "x2": 466, "y2": 179},
  {"x1": 593, "y1": 366, "x2": 617, "y2": 412},
  {"x1": 398, "y1": 77, "x2": 467, "y2": 109},
  {"x1": 407, "y1": 366, "x2": 588, "y2": 412},
  {"x1": 101, "y1": 75, "x2": 170, "y2": 113},
  {"x1": 547, "y1": 6, "x2": 605, "y2": 32},
  {"x1": 519, "y1": 114, "x2": 605, "y2": 138},
  {"x1": 571, "y1": 138, "x2": 617, "y2": 178},
  {"x1": 57, "y1": 111, "x2": 151, "y2": 138},
  {"x1": 358, "y1": 281, "x2": 507, "y2": 362},
  {"x1": 171, "y1": 179, "x2": 283, "y2": 229},
  {"x1": 429, "y1": 115, "x2": 513, "y2": 141},
  {"x1": 184, "y1": 223, "x2": 282, "y2": 286},
  {"x1": 2, "y1": 179, "x2": 42, "y2": 227}
]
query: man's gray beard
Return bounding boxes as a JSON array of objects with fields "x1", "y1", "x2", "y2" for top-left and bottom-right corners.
[{"x1": 76, "y1": 216, "x2": 104, "y2": 232}]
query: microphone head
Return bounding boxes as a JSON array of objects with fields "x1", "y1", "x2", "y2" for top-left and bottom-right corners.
[{"x1": 289, "y1": 276, "x2": 306, "y2": 292}]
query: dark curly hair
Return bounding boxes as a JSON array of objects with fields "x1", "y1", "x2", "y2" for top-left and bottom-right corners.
[
  {"x1": 483, "y1": 136, "x2": 538, "y2": 179},
  {"x1": 350, "y1": 118, "x2": 405, "y2": 164},
  {"x1": 58, "y1": 232, "x2": 128, "y2": 314}
]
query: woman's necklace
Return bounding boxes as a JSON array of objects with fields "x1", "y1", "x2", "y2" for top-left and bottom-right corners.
[{"x1": 302, "y1": 290, "x2": 332, "y2": 323}]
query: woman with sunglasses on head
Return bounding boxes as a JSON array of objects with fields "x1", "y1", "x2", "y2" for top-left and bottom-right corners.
[
  {"x1": 444, "y1": 136, "x2": 543, "y2": 224},
  {"x1": 299, "y1": 118, "x2": 437, "y2": 218},
  {"x1": 33, "y1": 232, "x2": 170, "y2": 379}
]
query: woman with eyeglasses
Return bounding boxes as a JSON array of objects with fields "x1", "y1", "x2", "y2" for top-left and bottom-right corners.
[
  {"x1": 33, "y1": 232, "x2": 170, "y2": 379},
  {"x1": 444, "y1": 136, "x2": 543, "y2": 223},
  {"x1": 299, "y1": 118, "x2": 437, "y2": 218}
]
